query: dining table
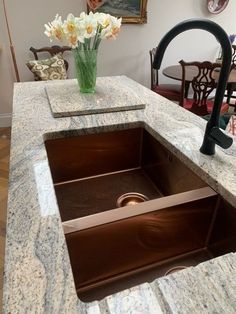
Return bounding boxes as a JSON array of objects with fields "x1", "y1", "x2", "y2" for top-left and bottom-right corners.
[
  {"x1": 162, "y1": 64, "x2": 236, "y2": 99},
  {"x1": 163, "y1": 64, "x2": 236, "y2": 83}
]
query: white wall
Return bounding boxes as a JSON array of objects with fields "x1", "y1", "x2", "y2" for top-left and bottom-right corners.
[
  {"x1": 0, "y1": 0, "x2": 15, "y2": 126},
  {"x1": 1, "y1": 0, "x2": 236, "y2": 126}
]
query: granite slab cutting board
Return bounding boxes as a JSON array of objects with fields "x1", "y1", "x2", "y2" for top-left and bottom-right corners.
[{"x1": 45, "y1": 76, "x2": 146, "y2": 117}]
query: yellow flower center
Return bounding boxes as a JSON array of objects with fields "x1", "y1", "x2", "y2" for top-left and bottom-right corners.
[
  {"x1": 112, "y1": 26, "x2": 120, "y2": 35},
  {"x1": 86, "y1": 25, "x2": 93, "y2": 34},
  {"x1": 55, "y1": 28, "x2": 63, "y2": 40},
  {"x1": 69, "y1": 35, "x2": 77, "y2": 45},
  {"x1": 103, "y1": 19, "x2": 110, "y2": 28},
  {"x1": 67, "y1": 23, "x2": 76, "y2": 33}
]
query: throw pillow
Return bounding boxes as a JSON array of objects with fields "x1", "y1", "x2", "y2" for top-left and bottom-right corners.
[{"x1": 26, "y1": 53, "x2": 67, "y2": 81}]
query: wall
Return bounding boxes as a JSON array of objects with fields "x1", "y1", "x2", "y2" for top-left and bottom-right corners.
[
  {"x1": 1, "y1": 0, "x2": 236, "y2": 126},
  {"x1": 0, "y1": 0, "x2": 15, "y2": 126}
]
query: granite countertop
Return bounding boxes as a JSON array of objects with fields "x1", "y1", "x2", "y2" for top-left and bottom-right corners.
[{"x1": 3, "y1": 76, "x2": 236, "y2": 313}]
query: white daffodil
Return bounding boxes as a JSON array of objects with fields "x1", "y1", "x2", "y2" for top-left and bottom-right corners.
[
  {"x1": 65, "y1": 34, "x2": 79, "y2": 48},
  {"x1": 64, "y1": 24, "x2": 85, "y2": 47},
  {"x1": 63, "y1": 13, "x2": 85, "y2": 46},
  {"x1": 44, "y1": 24, "x2": 54, "y2": 41},
  {"x1": 79, "y1": 11, "x2": 97, "y2": 39},
  {"x1": 101, "y1": 15, "x2": 122, "y2": 40},
  {"x1": 95, "y1": 12, "x2": 111, "y2": 30},
  {"x1": 63, "y1": 14, "x2": 79, "y2": 34},
  {"x1": 44, "y1": 14, "x2": 65, "y2": 41}
]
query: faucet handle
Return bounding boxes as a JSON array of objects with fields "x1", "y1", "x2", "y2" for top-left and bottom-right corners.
[{"x1": 209, "y1": 126, "x2": 233, "y2": 149}]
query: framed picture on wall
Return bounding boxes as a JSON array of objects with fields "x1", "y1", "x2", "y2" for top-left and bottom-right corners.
[{"x1": 87, "y1": 0, "x2": 148, "y2": 24}]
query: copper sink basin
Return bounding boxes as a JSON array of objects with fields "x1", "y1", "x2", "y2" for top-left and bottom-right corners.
[{"x1": 45, "y1": 127, "x2": 236, "y2": 302}]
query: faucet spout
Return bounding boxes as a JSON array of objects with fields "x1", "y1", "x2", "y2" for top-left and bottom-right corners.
[{"x1": 153, "y1": 19, "x2": 233, "y2": 155}]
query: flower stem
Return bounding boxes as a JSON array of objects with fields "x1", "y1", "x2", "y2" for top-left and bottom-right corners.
[{"x1": 93, "y1": 25, "x2": 101, "y2": 50}]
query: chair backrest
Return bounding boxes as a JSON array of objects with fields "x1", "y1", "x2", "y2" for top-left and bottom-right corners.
[
  {"x1": 149, "y1": 48, "x2": 159, "y2": 90},
  {"x1": 179, "y1": 60, "x2": 220, "y2": 116},
  {"x1": 29, "y1": 45, "x2": 71, "y2": 71},
  {"x1": 231, "y1": 45, "x2": 236, "y2": 67}
]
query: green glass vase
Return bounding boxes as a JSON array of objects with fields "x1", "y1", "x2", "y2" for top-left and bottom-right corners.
[{"x1": 73, "y1": 49, "x2": 98, "y2": 93}]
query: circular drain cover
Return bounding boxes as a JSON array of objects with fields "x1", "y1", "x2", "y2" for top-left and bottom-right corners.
[{"x1": 116, "y1": 192, "x2": 149, "y2": 207}]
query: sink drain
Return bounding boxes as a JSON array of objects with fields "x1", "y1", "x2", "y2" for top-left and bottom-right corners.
[{"x1": 116, "y1": 192, "x2": 149, "y2": 207}]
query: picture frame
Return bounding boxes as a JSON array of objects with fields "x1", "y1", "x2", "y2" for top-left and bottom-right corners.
[{"x1": 87, "y1": 0, "x2": 148, "y2": 24}]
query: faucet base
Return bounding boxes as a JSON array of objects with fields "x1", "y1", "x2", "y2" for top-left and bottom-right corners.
[
  {"x1": 200, "y1": 141, "x2": 215, "y2": 156},
  {"x1": 200, "y1": 125, "x2": 233, "y2": 155}
]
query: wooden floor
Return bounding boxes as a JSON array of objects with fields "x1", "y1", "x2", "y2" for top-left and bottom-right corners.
[{"x1": 0, "y1": 128, "x2": 11, "y2": 311}]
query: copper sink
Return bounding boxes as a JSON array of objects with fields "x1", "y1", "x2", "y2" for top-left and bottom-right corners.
[{"x1": 45, "y1": 127, "x2": 236, "y2": 302}]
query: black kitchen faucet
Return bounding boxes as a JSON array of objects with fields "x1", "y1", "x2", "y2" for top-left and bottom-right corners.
[{"x1": 153, "y1": 19, "x2": 233, "y2": 155}]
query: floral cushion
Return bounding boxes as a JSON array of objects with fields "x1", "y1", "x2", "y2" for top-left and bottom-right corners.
[{"x1": 26, "y1": 53, "x2": 67, "y2": 81}]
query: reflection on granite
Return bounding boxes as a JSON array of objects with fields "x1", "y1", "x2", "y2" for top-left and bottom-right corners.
[
  {"x1": 45, "y1": 77, "x2": 145, "y2": 117},
  {"x1": 3, "y1": 76, "x2": 236, "y2": 313},
  {"x1": 156, "y1": 253, "x2": 236, "y2": 314}
]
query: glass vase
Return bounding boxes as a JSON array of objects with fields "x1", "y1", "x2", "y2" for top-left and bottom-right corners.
[{"x1": 73, "y1": 49, "x2": 98, "y2": 93}]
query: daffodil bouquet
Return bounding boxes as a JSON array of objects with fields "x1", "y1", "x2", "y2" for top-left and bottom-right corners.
[
  {"x1": 44, "y1": 12, "x2": 122, "y2": 92},
  {"x1": 45, "y1": 12, "x2": 122, "y2": 49}
]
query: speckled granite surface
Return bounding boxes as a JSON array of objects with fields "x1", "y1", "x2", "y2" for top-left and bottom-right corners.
[
  {"x1": 45, "y1": 77, "x2": 145, "y2": 117},
  {"x1": 3, "y1": 76, "x2": 236, "y2": 313}
]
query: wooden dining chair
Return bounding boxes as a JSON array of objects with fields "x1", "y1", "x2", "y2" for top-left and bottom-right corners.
[
  {"x1": 179, "y1": 60, "x2": 229, "y2": 116},
  {"x1": 28, "y1": 45, "x2": 71, "y2": 81},
  {"x1": 225, "y1": 44, "x2": 236, "y2": 110},
  {"x1": 150, "y1": 48, "x2": 181, "y2": 102},
  {"x1": 30, "y1": 45, "x2": 71, "y2": 70}
]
